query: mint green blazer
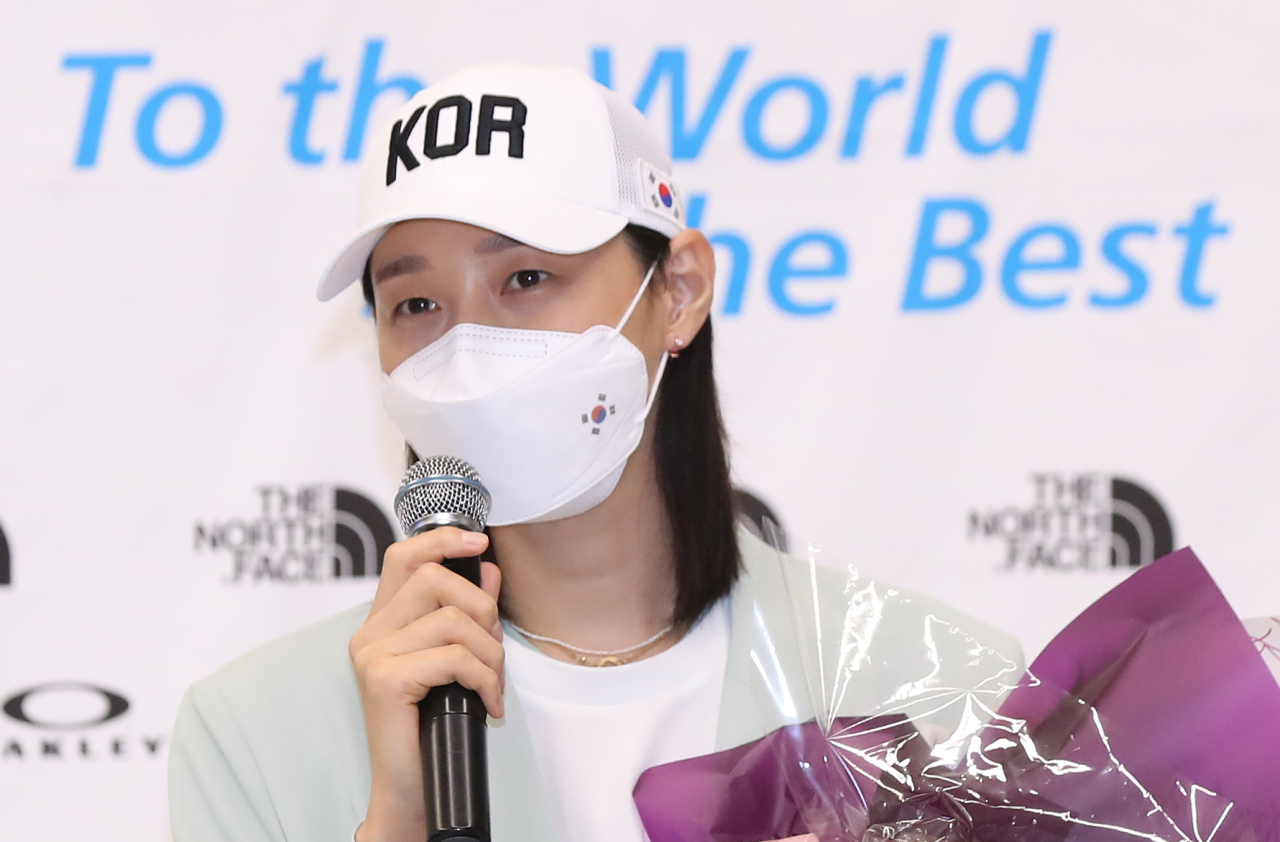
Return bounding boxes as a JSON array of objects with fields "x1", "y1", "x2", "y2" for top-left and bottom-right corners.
[{"x1": 168, "y1": 529, "x2": 1023, "y2": 841}]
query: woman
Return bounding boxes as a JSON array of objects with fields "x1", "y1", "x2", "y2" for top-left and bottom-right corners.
[{"x1": 169, "y1": 63, "x2": 1022, "y2": 842}]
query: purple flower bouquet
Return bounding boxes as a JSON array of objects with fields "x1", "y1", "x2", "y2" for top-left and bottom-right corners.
[{"x1": 634, "y1": 550, "x2": 1280, "y2": 842}]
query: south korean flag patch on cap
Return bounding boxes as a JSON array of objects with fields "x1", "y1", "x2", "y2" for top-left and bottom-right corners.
[{"x1": 639, "y1": 160, "x2": 683, "y2": 225}]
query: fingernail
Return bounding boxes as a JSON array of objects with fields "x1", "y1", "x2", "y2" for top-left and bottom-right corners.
[{"x1": 463, "y1": 531, "x2": 487, "y2": 547}]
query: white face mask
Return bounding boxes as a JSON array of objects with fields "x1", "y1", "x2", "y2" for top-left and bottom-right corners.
[{"x1": 382, "y1": 263, "x2": 668, "y2": 526}]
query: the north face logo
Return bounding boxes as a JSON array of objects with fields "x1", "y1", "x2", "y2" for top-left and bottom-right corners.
[{"x1": 386, "y1": 94, "x2": 528, "y2": 185}]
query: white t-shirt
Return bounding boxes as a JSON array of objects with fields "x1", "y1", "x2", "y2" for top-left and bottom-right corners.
[{"x1": 503, "y1": 600, "x2": 731, "y2": 842}]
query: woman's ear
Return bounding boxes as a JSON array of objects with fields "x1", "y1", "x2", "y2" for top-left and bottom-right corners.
[{"x1": 660, "y1": 229, "x2": 716, "y2": 353}]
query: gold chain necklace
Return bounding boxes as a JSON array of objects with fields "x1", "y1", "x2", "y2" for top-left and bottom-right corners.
[{"x1": 508, "y1": 621, "x2": 676, "y2": 667}]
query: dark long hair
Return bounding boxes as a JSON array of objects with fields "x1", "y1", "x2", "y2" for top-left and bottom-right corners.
[
  {"x1": 362, "y1": 224, "x2": 741, "y2": 625},
  {"x1": 618, "y1": 225, "x2": 741, "y2": 624}
]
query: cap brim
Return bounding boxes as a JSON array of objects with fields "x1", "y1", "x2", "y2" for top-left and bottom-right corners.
[{"x1": 317, "y1": 192, "x2": 629, "y2": 301}]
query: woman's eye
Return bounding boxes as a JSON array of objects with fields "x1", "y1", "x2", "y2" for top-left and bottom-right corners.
[
  {"x1": 395, "y1": 297, "x2": 438, "y2": 316},
  {"x1": 506, "y1": 269, "x2": 548, "y2": 291}
]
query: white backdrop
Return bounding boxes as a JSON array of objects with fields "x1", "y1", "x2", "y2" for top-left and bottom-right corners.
[{"x1": 2, "y1": 2, "x2": 1278, "y2": 839}]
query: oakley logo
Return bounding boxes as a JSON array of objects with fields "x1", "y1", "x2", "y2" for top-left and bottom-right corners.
[
  {"x1": 3, "y1": 682, "x2": 130, "y2": 730},
  {"x1": 387, "y1": 94, "x2": 528, "y2": 185}
]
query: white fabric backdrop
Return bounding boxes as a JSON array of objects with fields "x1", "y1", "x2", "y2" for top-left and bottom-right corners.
[{"x1": 2, "y1": 1, "x2": 1278, "y2": 839}]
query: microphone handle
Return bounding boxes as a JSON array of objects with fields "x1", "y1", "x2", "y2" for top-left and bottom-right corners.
[{"x1": 418, "y1": 554, "x2": 491, "y2": 842}]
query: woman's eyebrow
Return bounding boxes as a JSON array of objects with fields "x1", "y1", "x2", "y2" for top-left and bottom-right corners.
[
  {"x1": 475, "y1": 233, "x2": 524, "y2": 255},
  {"x1": 374, "y1": 253, "x2": 428, "y2": 283}
]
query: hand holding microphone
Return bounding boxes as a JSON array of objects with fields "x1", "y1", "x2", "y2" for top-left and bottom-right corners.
[{"x1": 349, "y1": 457, "x2": 497, "y2": 842}]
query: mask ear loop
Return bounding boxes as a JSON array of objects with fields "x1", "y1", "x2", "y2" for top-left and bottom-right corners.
[
  {"x1": 613, "y1": 261, "x2": 659, "y2": 333},
  {"x1": 643, "y1": 350, "x2": 670, "y2": 415},
  {"x1": 612, "y1": 260, "x2": 669, "y2": 416}
]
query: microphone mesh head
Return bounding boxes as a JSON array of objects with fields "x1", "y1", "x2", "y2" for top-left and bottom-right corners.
[{"x1": 395, "y1": 456, "x2": 491, "y2": 534}]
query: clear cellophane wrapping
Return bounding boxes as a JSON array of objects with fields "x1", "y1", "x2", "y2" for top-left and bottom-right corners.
[{"x1": 633, "y1": 541, "x2": 1280, "y2": 842}]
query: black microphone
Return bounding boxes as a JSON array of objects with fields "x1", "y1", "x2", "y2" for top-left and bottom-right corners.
[{"x1": 394, "y1": 456, "x2": 493, "y2": 842}]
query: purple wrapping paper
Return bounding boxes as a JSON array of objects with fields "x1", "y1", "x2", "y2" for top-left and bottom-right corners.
[
  {"x1": 1004, "y1": 548, "x2": 1280, "y2": 838},
  {"x1": 630, "y1": 715, "x2": 904, "y2": 842},
  {"x1": 634, "y1": 549, "x2": 1280, "y2": 842}
]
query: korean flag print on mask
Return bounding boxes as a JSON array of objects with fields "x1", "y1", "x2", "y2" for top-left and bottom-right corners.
[{"x1": 382, "y1": 264, "x2": 668, "y2": 526}]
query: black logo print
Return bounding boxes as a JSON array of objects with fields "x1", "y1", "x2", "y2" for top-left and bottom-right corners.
[
  {"x1": 969, "y1": 473, "x2": 1175, "y2": 571},
  {"x1": 387, "y1": 94, "x2": 528, "y2": 184},
  {"x1": 3, "y1": 683, "x2": 129, "y2": 730},
  {"x1": 195, "y1": 485, "x2": 397, "y2": 583},
  {"x1": 0, "y1": 518, "x2": 9, "y2": 586},
  {"x1": 333, "y1": 487, "x2": 397, "y2": 577},
  {"x1": 1108, "y1": 477, "x2": 1174, "y2": 568},
  {"x1": 733, "y1": 487, "x2": 789, "y2": 552}
]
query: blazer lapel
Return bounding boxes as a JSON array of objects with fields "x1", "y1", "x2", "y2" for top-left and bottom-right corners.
[{"x1": 715, "y1": 529, "x2": 819, "y2": 751}]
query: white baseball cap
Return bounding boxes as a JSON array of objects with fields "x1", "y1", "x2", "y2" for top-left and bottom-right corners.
[{"x1": 317, "y1": 63, "x2": 685, "y2": 301}]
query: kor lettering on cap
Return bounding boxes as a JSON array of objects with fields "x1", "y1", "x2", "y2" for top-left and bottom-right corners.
[{"x1": 386, "y1": 94, "x2": 528, "y2": 185}]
